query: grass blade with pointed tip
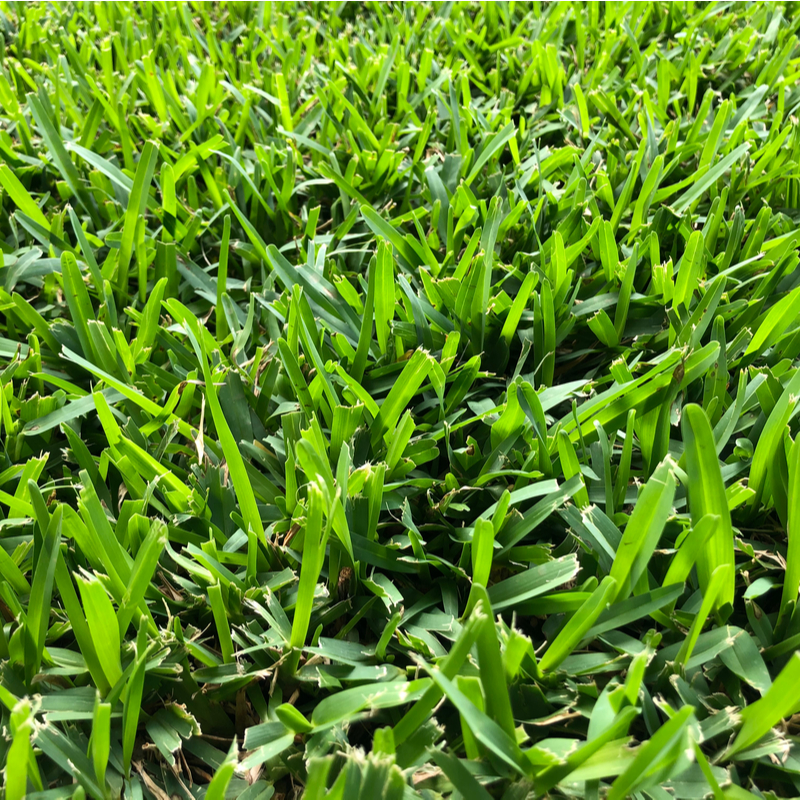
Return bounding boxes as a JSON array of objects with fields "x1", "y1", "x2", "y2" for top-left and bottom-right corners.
[
  {"x1": 609, "y1": 458, "x2": 677, "y2": 600},
  {"x1": 682, "y1": 404, "x2": 735, "y2": 611},
  {"x1": 24, "y1": 506, "x2": 62, "y2": 688},
  {"x1": 116, "y1": 141, "x2": 158, "y2": 302}
]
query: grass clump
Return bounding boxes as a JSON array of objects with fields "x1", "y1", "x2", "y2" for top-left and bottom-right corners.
[{"x1": 3, "y1": 1, "x2": 800, "y2": 798}]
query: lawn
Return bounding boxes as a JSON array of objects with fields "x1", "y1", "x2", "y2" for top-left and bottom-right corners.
[{"x1": 2, "y1": 1, "x2": 800, "y2": 798}]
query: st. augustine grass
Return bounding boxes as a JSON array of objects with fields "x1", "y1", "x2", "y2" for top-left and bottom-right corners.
[{"x1": 2, "y1": 1, "x2": 800, "y2": 798}]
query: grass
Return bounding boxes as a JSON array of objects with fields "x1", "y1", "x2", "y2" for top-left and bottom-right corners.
[{"x1": 2, "y1": 1, "x2": 800, "y2": 797}]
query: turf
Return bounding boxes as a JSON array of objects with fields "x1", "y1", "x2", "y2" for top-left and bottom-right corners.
[{"x1": 2, "y1": 1, "x2": 800, "y2": 798}]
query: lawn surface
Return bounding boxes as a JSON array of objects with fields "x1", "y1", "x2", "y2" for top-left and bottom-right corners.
[{"x1": 2, "y1": 2, "x2": 800, "y2": 798}]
